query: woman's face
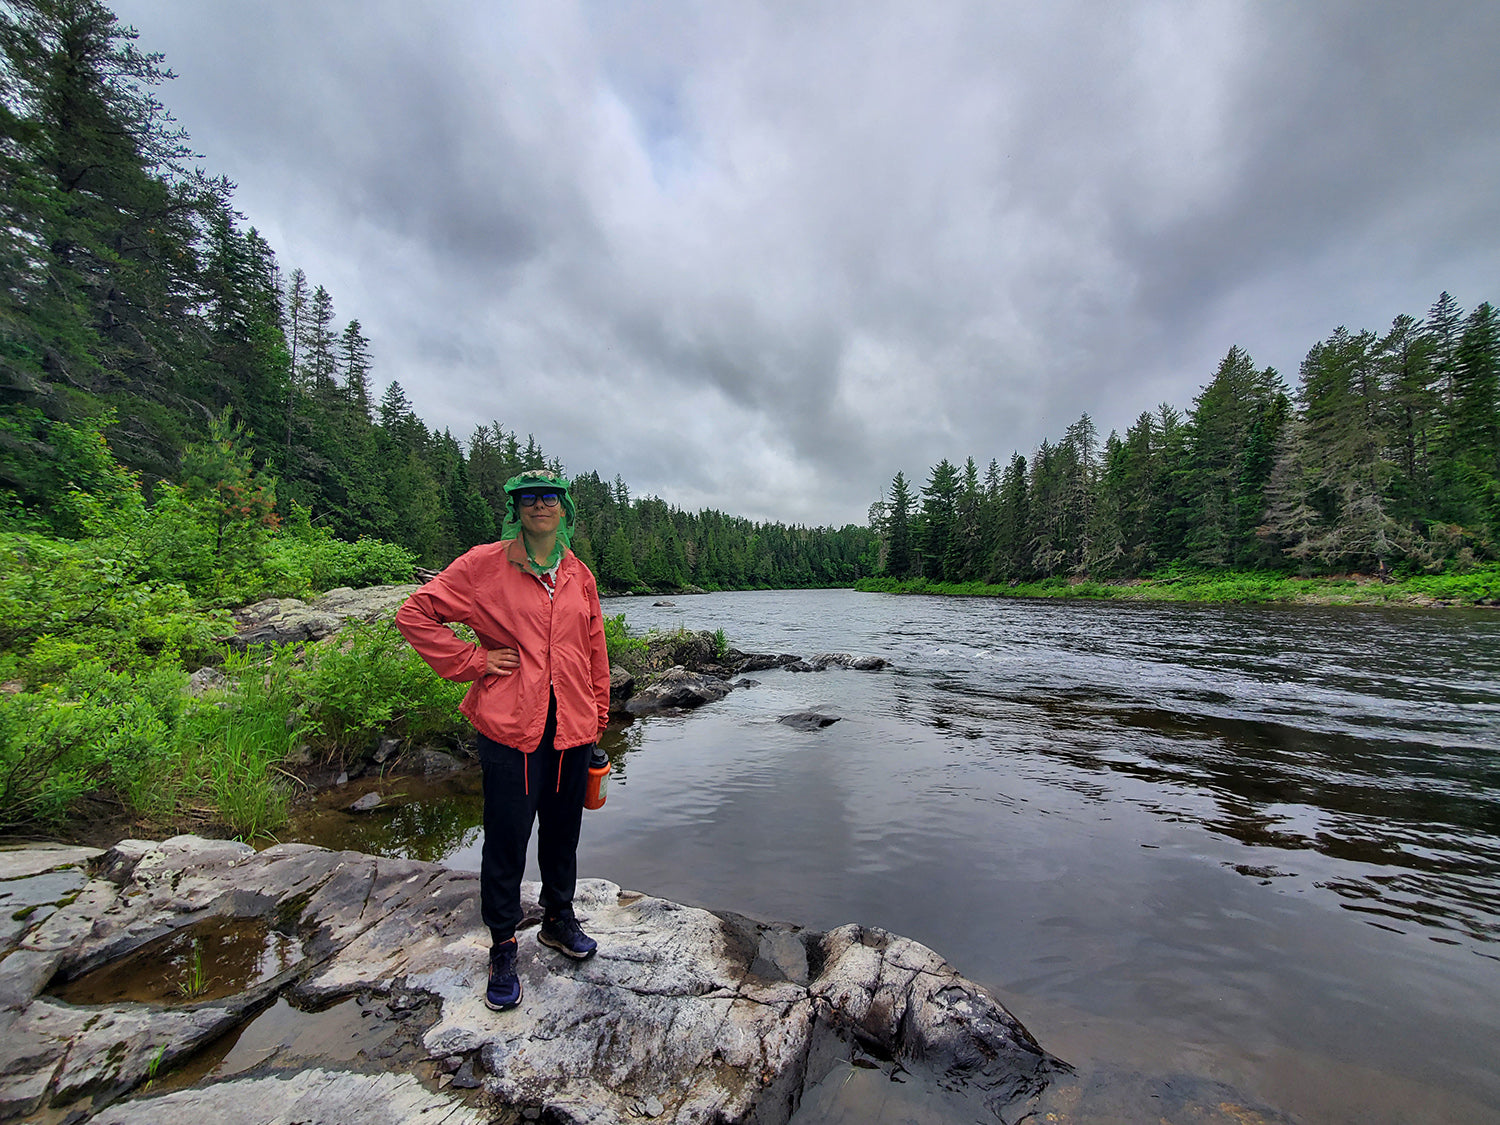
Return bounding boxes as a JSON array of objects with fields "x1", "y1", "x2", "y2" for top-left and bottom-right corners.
[{"x1": 517, "y1": 491, "x2": 564, "y2": 538}]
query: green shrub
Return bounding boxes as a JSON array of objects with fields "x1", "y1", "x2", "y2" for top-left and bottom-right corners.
[
  {"x1": 603, "y1": 614, "x2": 648, "y2": 663},
  {"x1": 296, "y1": 620, "x2": 467, "y2": 759},
  {"x1": 0, "y1": 659, "x2": 190, "y2": 832},
  {"x1": 261, "y1": 519, "x2": 417, "y2": 598}
]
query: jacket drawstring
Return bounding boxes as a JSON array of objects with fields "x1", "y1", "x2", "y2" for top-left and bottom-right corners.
[{"x1": 557, "y1": 749, "x2": 565, "y2": 794}]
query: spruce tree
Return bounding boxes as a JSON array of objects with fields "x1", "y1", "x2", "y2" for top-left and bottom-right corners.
[{"x1": 883, "y1": 471, "x2": 915, "y2": 578}]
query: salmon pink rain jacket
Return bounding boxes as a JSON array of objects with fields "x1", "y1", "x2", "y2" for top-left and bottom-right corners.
[{"x1": 395, "y1": 538, "x2": 611, "y2": 753}]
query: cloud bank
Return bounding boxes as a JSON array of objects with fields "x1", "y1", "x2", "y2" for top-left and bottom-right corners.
[{"x1": 113, "y1": 0, "x2": 1500, "y2": 525}]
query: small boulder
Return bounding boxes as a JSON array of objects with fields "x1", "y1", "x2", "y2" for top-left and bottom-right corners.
[
  {"x1": 347, "y1": 792, "x2": 384, "y2": 813},
  {"x1": 187, "y1": 667, "x2": 226, "y2": 695},
  {"x1": 420, "y1": 749, "x2": 464, "y2": 775},
  {"x1": 625, "y1": 668, "x2": 733, "y2": 715},
  {"x1": 609, "y1": 665, "x2": 635, "y2": 711}
]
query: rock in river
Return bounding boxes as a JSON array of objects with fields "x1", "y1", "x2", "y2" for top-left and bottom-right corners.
[{"x1": 0, "y1": 836, "x2": 1062, "y2": 1124}]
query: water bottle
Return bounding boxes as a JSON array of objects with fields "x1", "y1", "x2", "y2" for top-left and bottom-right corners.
[{"x1": 584, "y1": 745, "x2": 611, "y2": 810}]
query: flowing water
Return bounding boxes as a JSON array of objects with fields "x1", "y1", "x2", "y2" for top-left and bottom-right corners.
[{"x1": 289, "y1": 589, "x2": 1500, "y2": 1124}]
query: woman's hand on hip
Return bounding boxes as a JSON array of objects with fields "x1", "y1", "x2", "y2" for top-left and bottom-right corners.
[{"x1": 483, "y1": 646, "x2": 520, "y2": 676}]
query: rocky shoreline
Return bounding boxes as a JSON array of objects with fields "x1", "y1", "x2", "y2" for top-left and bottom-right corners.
[
  {"x1": 222, "y1": 584, "x2": 883, "y2": 748},
  {"x1": 0, "y1": 837, "x2": 1062, "y2": 1124}
]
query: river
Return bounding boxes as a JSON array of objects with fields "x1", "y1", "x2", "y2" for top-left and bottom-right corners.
[{"x1": 293, "y1": 589, "x2": 1500, "y2": 1123}]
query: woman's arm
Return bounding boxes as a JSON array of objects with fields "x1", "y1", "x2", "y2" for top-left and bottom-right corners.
[{"x1": 395, "y1": 557, "x2": 490, "y2": 682}]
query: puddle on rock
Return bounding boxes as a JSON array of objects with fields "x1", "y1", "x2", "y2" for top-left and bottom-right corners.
[
  {"x1": 142, "y1": 994, "x2": 442, "y2": 1100},
  {"x1": 48, "y1": 915, "x2": 304, "y2": 1006}
]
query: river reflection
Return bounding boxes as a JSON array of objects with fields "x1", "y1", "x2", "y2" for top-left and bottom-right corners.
[{"x1": 284, "y1": 590, "x2": 1500, "y2": 1125}]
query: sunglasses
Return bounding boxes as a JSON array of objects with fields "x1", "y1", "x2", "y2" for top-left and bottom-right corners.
[{"x1": 517, "y1": 491, "x2": 562, "y2": 508}]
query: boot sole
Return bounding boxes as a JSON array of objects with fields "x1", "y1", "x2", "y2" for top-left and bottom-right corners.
[{"x1": 538, "y1": 931, "x2": 597, "y2": 960}]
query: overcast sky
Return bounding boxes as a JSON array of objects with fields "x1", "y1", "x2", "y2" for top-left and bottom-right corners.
[{"x1": 110, "y1": 0, "x2": 1500, "y2": 527}]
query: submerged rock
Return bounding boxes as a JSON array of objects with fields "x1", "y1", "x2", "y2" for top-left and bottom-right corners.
[
  {"x1": 777, "y1": 712, "x2": 842, "y2": 730},
  {"x1": 0, "y1": 836, "x2": 1062, "y2": 1124},
  {"x1": 346, "y1": 791, "x2": 384, "y2": 813},
  {"x1": 735, "y1": 653, "x2": 801, "y2": 673}
]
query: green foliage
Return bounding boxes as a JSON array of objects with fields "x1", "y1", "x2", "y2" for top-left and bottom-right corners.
[
  {"x1": 197, "y1": 684, "x2": 294, "y2": 840},
  {"x1": 0, "y1": 531, "x2": 229, "y2": 679},
  {"x1": 1399, "y1": 565, "x2": 1500, "y2": 603},
  {"x1": 176, "y1": 939, "x2": 209, "y2": 999},
  {"x1": 0, "y1": 659, "x2": 188, "y2": 832},
  {"x1": 603, "y1": 614, "x2": 647, "y2": 663},
  {"x1": 262, "y1": 510, "x2": 417, "y2": 597},
  {"x1": 295, "y1": 621, "x2": 467, "y2": 758}
]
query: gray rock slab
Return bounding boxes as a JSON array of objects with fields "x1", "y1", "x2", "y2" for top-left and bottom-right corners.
[
  {"x1": 0, "y1": 838, "x2": 1060, "y2": 1125},
  {"x1": 0, "y1": 946, "x2": 65, "y2": 1011},
  {"x1": 310, "y1": 585, "x2": 419, "y2": 619},
  {"x1": 0, "y1": 843, "x2": 102, "y2": 881},
  {"x1": 0, "y1": 1066, "x2": 52, "y2": 1120},
  {"x1": 90, "y1": 1067, "x2": 487, "y2": 1125},
  {"x1": 227, "y1": 586, "x2": 419, "y2": 649},
  {"x1": 0, "y1": 868, "x2": 88, "y2": 947},
  {"x1": 31, "y1": 997, "x2": 246, "y2": 1105}
]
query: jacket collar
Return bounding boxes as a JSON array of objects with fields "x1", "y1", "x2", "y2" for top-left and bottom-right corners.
[{"x1": 504, "y1": 537, "x2": 570, "y2": 578}]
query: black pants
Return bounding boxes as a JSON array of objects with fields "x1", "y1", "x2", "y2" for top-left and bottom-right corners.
[{"x1": 477, "y1": 695, "x2": 590, "y2": 954}]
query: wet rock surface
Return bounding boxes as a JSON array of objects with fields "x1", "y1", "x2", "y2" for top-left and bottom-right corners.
[
  {"x1": 0, "y1": 837, "x2": 1060, "y2": 1124},
  {"x1": 777, "y1": 712, "x2": 842, "y2": 731}
]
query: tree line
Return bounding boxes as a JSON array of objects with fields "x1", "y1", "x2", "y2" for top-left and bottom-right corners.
[
  {"x1": 871, "y1": 296, "x2": 1498, "y2": 582},
  {"x1": 0, "y1": 0, "x2": 872, "y2": 592}
]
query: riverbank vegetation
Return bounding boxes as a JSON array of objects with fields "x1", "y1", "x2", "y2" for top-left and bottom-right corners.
[
  {"x1": 858, "y1": 565, "x2": 1500, "y2": 607},
  {"x1": 866, "y1": 300, "x2": 1498, "y2": 596}
]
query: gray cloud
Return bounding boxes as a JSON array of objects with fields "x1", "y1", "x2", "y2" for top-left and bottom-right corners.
[{"x1": 114, "y1": 0, "x2": 1500, "y2": 525}]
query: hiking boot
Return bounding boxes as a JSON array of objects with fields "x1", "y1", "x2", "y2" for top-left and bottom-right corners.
[
  {"x1": 538, "y1": 912, "x2": 598, "y2": 960},
  {"x1": 485, "y1": 938, "x2": 522, "y2": 1011}
]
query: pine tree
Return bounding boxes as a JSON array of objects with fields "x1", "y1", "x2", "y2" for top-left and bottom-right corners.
[
  {"x1": 1280, "y1": 327, "x2": 1403, "y2": 567},
  {"x1": 0, "y1": 0, "x2": 212, "y2": 473},
  {"x1": 1440, "y1": 302, "x2": 1500, "y2": 539},
  {"x1": 1184, "y1": 347, "x2": 1287, "y2": 566},
  {"x1": 302, "y1": 285, "x2": 338, "y2": 403},
  {"x1": 339, "y1": 319, "x2": 372, "y2": 417},
  {"x1": 989, "y1": 453, "x2": 1029, "y2": 580},
  {"x1": 918, "y1": 459, "x2": 960, "y2": 580},
  {"x1": 1424, "y1": 291, "x2": 1464, "y2": 412},
  {"x1": 883, "y1": 471, "x2": 915, "y2": 578},
  {"x1": 282, "y1": 267, "x2": 310, "y2": 475},
  {"x1": 1376, "y1": 313, "x2": 1436, "y2": 528}
]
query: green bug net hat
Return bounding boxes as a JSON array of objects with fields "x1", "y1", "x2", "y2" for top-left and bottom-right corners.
[{"x1": 501, "y1": 469, "x2": 575, "y2": 569}]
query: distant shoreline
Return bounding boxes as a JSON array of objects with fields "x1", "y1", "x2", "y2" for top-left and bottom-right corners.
[{"x1": 854, "y1": 567, "x2": 1500, "y2": 609}]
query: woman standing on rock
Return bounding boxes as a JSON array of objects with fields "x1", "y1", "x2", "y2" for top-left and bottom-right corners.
[{"x1": 395, "y1": 469, "x2": 612, "y2": 1012}]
